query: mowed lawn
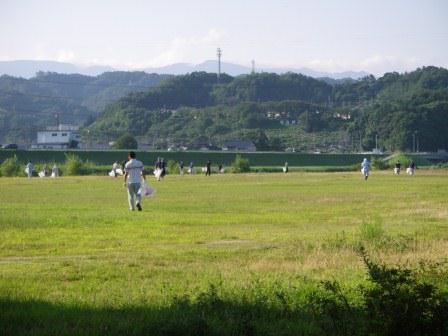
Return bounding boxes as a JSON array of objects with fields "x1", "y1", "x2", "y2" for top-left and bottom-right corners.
[{"x1": 1, "y1": 171, "x2": 448, "y2": 334}]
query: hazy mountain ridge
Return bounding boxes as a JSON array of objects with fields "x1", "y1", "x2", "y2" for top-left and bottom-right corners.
[{"x1": 0, "y1": 59, "x2": 369, "y2": 80}]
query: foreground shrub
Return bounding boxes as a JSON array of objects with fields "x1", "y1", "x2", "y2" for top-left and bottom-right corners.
[
  {"x1": 311, "y1": 246, "x2": 448, "y2": 335},
  {"x1": 231, "y1": 155, "x2": 250, "y2": 173},
  {"x1": 0, "y1": 155, "x2": 21, "y2": 177},
  {"x1": 360, "y1": 247, "x2": 448, "y2": 335}
]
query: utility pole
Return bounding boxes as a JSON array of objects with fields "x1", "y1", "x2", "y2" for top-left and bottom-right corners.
[
  {"x1": 251, "y1": 60, "x2": 255, "y2": 74},
  {"x1": 217, "y1": 48, "x2": 222, "y2": 83},
  {"x1": 413, "y1": 131, "x2": 416, "y2": 153},
  {"x1": 375, "y1": 133, "x2": 378, "y2": 152},
  {"x1": 416, "y1": 131, "x2": 419, "y2": 152}
]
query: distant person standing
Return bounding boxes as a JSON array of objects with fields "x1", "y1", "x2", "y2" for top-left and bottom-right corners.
[
  {"x1": 205, "y1": 160, "x2": 211, "y2": 176},
  {"x1": 25, "y1": 161, "x2": 33, "y2": 178},
  {"x1": 161, "y1": 158, "x2": 166, "y2": 178},
  {"x1": 283, "y1": 162, "x2": 289, "y2": 173},
  {"x1": 188, "y1": 162, "x2": 194, "y2": 175},
  {"x1": 407, "y1": 160, "x2": 416, "y2": 176},
  {"x1": 112, "y1": 161, "x2": 119, "y2": 177},
  {"x1": 124, "y1": 151, "x2": 146, "y2": 211},
  {"x1": 42, "y1": 164, "x2": 49, "y2": 176},
  {"x1": 218, "y1": 164, "x2": 223, "y2": 174},
  {"x1": 394, "y1": 161, "x2": 401, "y2": 175},
  {"x1": 154, "y1": 157, "x2": 162, "y2": 181},
  {"x1": 179, "y1": 161, "x2": 184, "y2": 175},
  {"x1": 361, "y1": 158, "x2": 369, "y2": 181},
  {"x1": 51, "y1": 164, "x2": 60, "y2": 178}
]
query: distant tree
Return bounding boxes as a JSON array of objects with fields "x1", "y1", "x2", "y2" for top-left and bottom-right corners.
[{"x1": 114, "y1": 133, "x2": 138, "y2": 149}]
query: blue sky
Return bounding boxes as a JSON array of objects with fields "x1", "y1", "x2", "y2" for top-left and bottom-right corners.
[{"x1": 1, "y1": 0, "x2": 447, "y2": 75}]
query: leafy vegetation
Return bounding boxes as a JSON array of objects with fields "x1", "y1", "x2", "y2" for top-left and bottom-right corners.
[
  {"x1": 85, "y1": 67, "x2": 448, "y2": 152},
  {"x1": 1, "y1": 67, "x2": 448, "y2": 152},
  {"x1": 0, "y1": 150, "x2": 385, "y2": 167},
  {"x1": 0, "y1": 154, "x2": 21, "y2": 176},
  {"x1": 114, "y1": 133, "x2": 138, "y2": 149},
  {"x1": 231, "y1": 154, "x2": 250, "y2": 173},
  {"x1": 0, "y1": 71, "x2": 170, "y2": 143},
  {"x1": 62, "y1": 153, "x2": 92, "y2": 175}
]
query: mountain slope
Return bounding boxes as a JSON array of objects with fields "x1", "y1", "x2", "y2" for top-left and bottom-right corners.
[{"x1": 86, "y1": 67, "x2": 448, "y2": 152}]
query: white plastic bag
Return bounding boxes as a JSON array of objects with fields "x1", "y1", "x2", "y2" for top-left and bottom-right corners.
[
  {"x1": 38, "y1": 171, "x2": 45, "y2": 178},
  {"x1": 154, "y1": 168, "x2": 162, "y2": 180},
  {"x1": 138, "y1": 181, "x2": 155, "y2": 197},
  {"x1": 108, "y1": 170, "x2": 115, "y2": 177}
]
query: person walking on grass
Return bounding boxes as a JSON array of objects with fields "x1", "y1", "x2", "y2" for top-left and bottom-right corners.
[
  {"x1": 124, "y1": 151, "x2": 146, "y2": 211},
  {"x1": 51, "y1": 164, "x2": 59, "y2": 178},
  {"x1": 361, "y1": 158, "x2": 369, "y2": 181},
  {"x1": 205, "y1": 160, "x2": 211, "y2": 176},
  {"x1": 394, "y1": 161, "x2": 401, "y2": 175},
  {"x1": 25, "y1": 161, "x2": 33, "y2": 178},
  {"x1": 179, "y1": 161, "x2": 184, "y2": 175},
  {"x1": 407, "y1": 160, "x2": 416, "y2": 176},
  {"x1": 283, "y1": 161, "x2": 289, "y2": 173}
]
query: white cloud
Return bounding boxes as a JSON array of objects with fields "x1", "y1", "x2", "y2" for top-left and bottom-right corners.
[
  {"x1": 304, "y1": 54, "x2": 430, "y2": 75},
  {"x1": 148, "y1": 29, "x2": 227, "y2": 67},
  {"x1": 56, "y1": 50, "x2": 76, "y2": 63}
]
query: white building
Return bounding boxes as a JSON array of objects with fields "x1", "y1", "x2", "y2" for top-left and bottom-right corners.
[{"x1": 34, "y1": 125, "x2": 81, "y2": 149}]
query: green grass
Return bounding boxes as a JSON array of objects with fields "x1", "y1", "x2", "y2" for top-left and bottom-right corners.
[{"x1": 1, "y1": 171, "x2": 447, "y2": 335}]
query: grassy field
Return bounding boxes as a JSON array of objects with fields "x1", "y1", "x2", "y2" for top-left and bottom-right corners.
[{"x1": 1, "y1": 171, "x2": 447, "y2": 335}]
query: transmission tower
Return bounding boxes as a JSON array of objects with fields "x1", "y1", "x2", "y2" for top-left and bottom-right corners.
[{"x1": 217, "y1": 47, "x2": 222, "y2": 83}]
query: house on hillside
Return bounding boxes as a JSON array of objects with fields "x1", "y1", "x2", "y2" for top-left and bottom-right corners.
[
  {"x1": 223, "y1": 139, "x2": 256, "y2": 152},
  {"x1": 32, "y1": 125, "x2": 81, "y2": 149}
]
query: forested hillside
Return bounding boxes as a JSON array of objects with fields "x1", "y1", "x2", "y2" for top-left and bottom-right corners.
[
  {"x1": 85, "y1": 67, "x2": 448, "y2": 152},
  {"x1": 0, "y1": 71, "x2": 171, "y2": 143}
]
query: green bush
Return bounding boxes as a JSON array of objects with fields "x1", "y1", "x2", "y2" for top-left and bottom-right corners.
[
  {"x1": 371, "y1": 157, "x2": 389, "y2": 170},
  {"x1": 166, "y1": 160, "x2": 178, "y2": 175},
  {"x1": 231, "y1": 155, "x2": 250, "y2": 173},
  {"x1": 310, "y1": 246, "x2": 448, "y2": 335},
  {"x1": 62, "y1": 154, "x2": 91, "y2": 176},
  {"x1": 359, "y1": 221, "x2": 384, "y2": 242},
  {"x1": 114, "y1": 134, "x2": 138, "y2": 149},
  {"x1": 0, "y1": 155, "x2": 21, "y2": 177}
]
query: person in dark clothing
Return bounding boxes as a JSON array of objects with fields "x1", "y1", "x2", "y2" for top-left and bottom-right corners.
[
  {"x1": 179, "y1": 161, "x2": 184, "y2": 175},
  {"x1": 407, "y1": 160, "x2": 416, "y2": 175},
  {"x1": 155, "y1": 157, "x2": 161, "y2": 170},
  {"x1": 161, "y1": 158, "x2": 166, "y2": 178},
  {"x1": 218, "y1": 164, "x2": 223, "y2": 173},
  {"x1": 205, "y1": 160, "x2": 211, "y2": 176},
  {"x1": 394, "y1": 161, "x2": 401, "y2": 175}
]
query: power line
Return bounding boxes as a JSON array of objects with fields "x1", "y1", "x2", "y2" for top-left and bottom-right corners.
[
  {"x1": 0, "y1": 91, "x2": 122, "y2": 103},
  {"x1": 0, "y1": 76, "x2": 169, "y2": 90}
]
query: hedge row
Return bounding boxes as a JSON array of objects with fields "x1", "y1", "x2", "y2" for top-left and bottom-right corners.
[{"x1": 0, "y1": 150, "x2": 383, "y2": 167}]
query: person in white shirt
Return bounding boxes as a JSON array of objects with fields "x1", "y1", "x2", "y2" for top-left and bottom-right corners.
[
  {"x1": 361, "y1": 158, "x2": 369, "y2": 181},
  {"x1": 51, "y1": 164, "x2": 59, "y2": 178},
  {"x1": 112, "y1": 161, "x2": 119, "y2": 177},
  {"x1": 124, "y1": 151, "x2": 146, "y2": 211},
  {"x1": 25, "y1": 161, "x2": 33, "y2": 178}
]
